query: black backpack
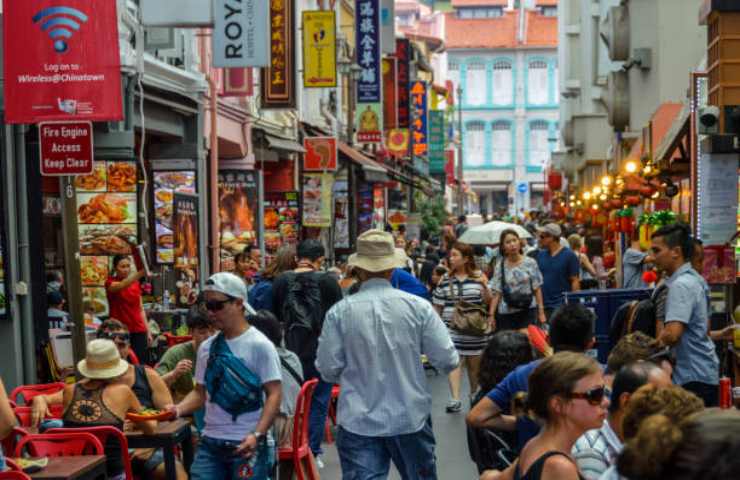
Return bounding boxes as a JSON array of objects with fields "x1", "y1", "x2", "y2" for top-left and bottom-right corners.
[
  {"x1": 281, "y1": 273, "x2": 324, "y2": 365},
  {"x1": 609, "y1": 285, "x2": 664, "y2": 345}
]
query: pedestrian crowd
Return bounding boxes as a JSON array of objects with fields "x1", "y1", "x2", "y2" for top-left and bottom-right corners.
[{"x1": 2, "y1": 212, "x2": 739, "y2": 480}]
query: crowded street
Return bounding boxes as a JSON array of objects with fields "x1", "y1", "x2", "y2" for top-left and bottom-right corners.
[{"x1": 1, "y1": 0, "x2": 740, "y2": 479}]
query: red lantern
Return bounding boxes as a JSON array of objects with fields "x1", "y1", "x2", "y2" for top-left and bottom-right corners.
[
  {"x1": 603, "y1": 251, "x2": 616, "y2": 269},
  {"x1": 639, "y1": 185, "x2": 656, "y2": 197},
  {"x1": 547, "y1": 171, "x2": 563, "y2": 190},
  {"x1": 620, "y1": 216, "x2": 633, "y2": 233},
  {"x1": 609, "y1": 199, "x2": 623, "y2": 210},
  {"x1": 625, "y1": 195, "x2": 641, "y2": 207},
  {"x1": 574, "y1": 209, "x2": 585, "y2": 223}
]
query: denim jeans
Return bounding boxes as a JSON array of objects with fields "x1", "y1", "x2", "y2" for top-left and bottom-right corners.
[
  {"x1": 336, "y1": 417, "x2": 437, "y2": 480},
  {"x1": 190, "y1": 435, "x2": 274, "y2": 480},
  {"x1": 308, "y1": 378, "x2": 333, "y2": 456}
]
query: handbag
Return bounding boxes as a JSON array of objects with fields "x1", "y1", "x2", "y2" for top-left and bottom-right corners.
[
  {"x1": 499, "y1": 259, "x2": 533, "y2": 310},
  {"x1": 449, "y1": 276, "x2": 491, "y2": 336}
]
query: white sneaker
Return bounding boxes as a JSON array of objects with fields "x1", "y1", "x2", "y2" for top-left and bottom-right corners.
[{"x1": 315, "y1": 455, "x2": 325, "y2": 469}]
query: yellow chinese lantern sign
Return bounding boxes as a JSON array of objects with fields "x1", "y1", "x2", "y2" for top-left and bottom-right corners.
[{"x1": 302, "y1": 11, "x2": 337, "y2": 88}]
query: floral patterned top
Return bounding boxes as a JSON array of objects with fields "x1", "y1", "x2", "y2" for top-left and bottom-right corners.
[{"x1": 490, "y1": 256, "x2": 543, "y2": 314}]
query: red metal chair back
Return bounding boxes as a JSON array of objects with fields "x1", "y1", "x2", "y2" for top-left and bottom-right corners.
[
  {"x1": 14, "y1": 432, "x2": 103, "y2": 458},
  {"x1": 9, "y1": 383, "x2": 65, "y2": 405},
  {"x1": 0, "y1": 427, "x2": 29, "y2": 460},
  {"x1": 291, "y1": 379, "x2": 319, "y2": 452},
  {"x1": 164, "y1": 332, "x2": 193, "y2": 347},
  {"x1": 47, "y1": 426, "x2": 133, "y2": 480},
  {"x1": 13, "y1": 404, "x2": 64, "y2": 427},
  {"x1": 0, "y1": 471, "x2": 32, "y2": 480}
]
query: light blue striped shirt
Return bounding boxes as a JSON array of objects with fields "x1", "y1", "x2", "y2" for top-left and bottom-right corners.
[{"x1": 316, "y1": 278, "x2": 459, "y2": 437}]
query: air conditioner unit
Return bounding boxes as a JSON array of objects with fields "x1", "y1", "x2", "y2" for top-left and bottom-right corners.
[
  {"x1": 600, "y1": 6, "x2": 630, "y2": 62},
  {"x1": 604, "y1": 70, "x2": 630, "y2": 132}
]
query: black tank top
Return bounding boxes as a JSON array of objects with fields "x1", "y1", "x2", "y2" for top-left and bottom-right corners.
[
  {"x1": 131, "y1": 365, "x2": 155, "y2": 409},
  {"x1": 514, "y1": 451, "x2": 586, "y2": 480},
  {"x1": 62, "y1": 384, "x2": 125, "y2": 478}
]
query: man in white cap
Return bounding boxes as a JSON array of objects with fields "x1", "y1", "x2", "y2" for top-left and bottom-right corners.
[
  {"x1": 535, "y1": 223, "x2": 580, "y2": 320},
  {"x1": 169, "y1": 272, "x2": 282, "y2": 479},
  {"x1": 316, "y1": 230, "x2": 459, "y2": 479}
]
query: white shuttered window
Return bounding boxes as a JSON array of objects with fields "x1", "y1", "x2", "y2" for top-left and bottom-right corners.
[
  {"x1": 528, "y1": 60, "x2": 548, "y2": 105},
  {"x1": 465, "y1": 122, "x2": 486, "y2": 167},
  {"x1": 466, "y1": 62, "x2": 486, "y2": 106},
  {"x1": 492, "y1": 61, "x2": 513, "y2": 105},
  {"x1": 491, "y1": 121, "x2": 511, "y2": 167},
  {"x1": 529, "y1": 121, "x2": 550, "y2": 168}
]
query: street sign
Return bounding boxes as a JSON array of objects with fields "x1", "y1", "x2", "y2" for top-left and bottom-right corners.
[
  {"x1": 517, "y1": 182, "x2": 528, "y2": 194},
  {"x1": 213, "y1": 0, "x2": 269, "y2": 67},
  {"x1": 39, "y1": 121, "x2": 93, "y2": 176}
]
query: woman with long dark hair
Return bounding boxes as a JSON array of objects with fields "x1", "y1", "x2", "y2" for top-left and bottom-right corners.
[
  {"x1": 433, "y1": 241, "x2": 492, "y2": 413},
  {"x1": 248, "y1": 245, "x2": 297, "y2": 310},
  {"x1": 489, "y1": 229, "x2": 547, "y2": 332},
  {"x1": 106, "y1": 255, "x2": 150, "y2": 361}
]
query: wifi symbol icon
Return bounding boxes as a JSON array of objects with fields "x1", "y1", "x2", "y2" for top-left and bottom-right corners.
[{"x1": 32, "y1": 6, "x2": 89, "y2": 54}]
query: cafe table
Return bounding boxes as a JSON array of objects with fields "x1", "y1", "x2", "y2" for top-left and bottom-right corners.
[
  {"x1": 29, "y1": 455, "x2": 107, "y2": 480},
  {"x1": 125, "y1": 418, "x2": 193, "y2": 480}
]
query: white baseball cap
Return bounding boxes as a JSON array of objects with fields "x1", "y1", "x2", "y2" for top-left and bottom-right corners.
[{"x1": 203, "y1": 272, "x2": 256, "y2": 314}]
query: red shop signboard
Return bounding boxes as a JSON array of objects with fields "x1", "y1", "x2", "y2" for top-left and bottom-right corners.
[
  {"x1": 3, "y1": 0, "x2": 123, "y2": 123},
  {"x1": 39, "y1": 121, "x2": 93, "y2": 176}
]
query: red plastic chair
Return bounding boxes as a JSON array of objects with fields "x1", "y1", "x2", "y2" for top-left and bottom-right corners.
[
  {"x1": 164, "y1": 332, "x2": 192, "y2": 347},
  {"x1": 47, "y1": 426, "x2": 134, "y2": 480},
  {"x1": 0, "y1": 471, "x2": 32, "y2": 480},
  {"x1": 1, "y1": 427, "x2": 29, "y2": 460},
  {"x1": 14, "y1": 432, "x2": 103, "y2": 458},
  {"x1": 4, "y1": 458, "x2": 22, "y2": 471},
  {"x1": 324, "y1": 384, "x2": 341, "y2": 444},
  {"x1": 278, "y1": 378, "x2": 319, "y2": 480},
  {"x1": 9, "y1": 383, "x2": 65, "y2": 405},
  {"x1": 13, "y1": 405, "x2": 64, "y2": 427}
]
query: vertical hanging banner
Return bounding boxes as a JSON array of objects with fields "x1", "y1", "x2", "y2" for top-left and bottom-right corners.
[
  {"x1": 429, "y1": 111, "x2": 446, "y2": 174},
  {"x1": 3, "y1": 0, "x2": 123, "y2": 123},
  {"x1": 410, "y1": 81, "x2": 429, "y2": 158},
  {"x1": 173, "y1": 193, "x2": 200, "y2": 306},
  {"x1": 380, "y1": 0, "x2": 395, "y2": 54},
  {"x1": 382, "y1": 58, "x2": 398, "y2": 130},
  {"x1": 261, "y1": 0, "x2": 296, "y2": 108},
  {"x1": 213, "y1": 0, "x2": 269, "y2": 67},
  {"x1": 356, "y1": 104, "x2": 383, "y2": 143},
  {"x1": 222, "y1": 68, "x2": 253, "y2": 97},
  {"x1": 356, "y1": 0, "x2": 381, "y2": 103},
  {"x1": 395, "y1": 39, "x2": 411, "y2": 128},
  {"x1": 303, "y1": 11, "x2": 337, "y2": 88}
]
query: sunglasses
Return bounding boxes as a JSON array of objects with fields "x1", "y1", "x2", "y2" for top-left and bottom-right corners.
[
  {"x1": 568, "y1": 385, "x2": 607, "y2": 406},
  {"x1": 97, "y1": 331, "x2": 130, "y2": 343},
  {"x1": 205, "y1": 298, "x2": 234, "y2": 312}
]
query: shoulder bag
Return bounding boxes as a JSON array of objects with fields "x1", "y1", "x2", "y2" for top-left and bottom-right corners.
[{"x1": 449, "y1": 276, "x2": 490, "y2": 336}]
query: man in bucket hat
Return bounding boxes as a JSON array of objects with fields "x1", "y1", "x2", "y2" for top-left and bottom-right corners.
[{"x1": 316, "y1": 230, "x2": 459, "y2": 479}]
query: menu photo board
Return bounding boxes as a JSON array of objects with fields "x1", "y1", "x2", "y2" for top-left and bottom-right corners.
[
  {"x1": 153, "y1": 172, "x2": 196, "y2": 264},
  {"x1": 218, "y1": 171, "x2": 259, "y2": 271},
  {"x1": 173, "y1": 194, "x2": 199, "y2": 307},
  {"x1": 264, "y1": 192, "x2": 300, "y2": 259},
  {"x1": 75, "y1": 160, "x2": 139, "y2": 317},
  {"x1": 302, "y1": 173, "x2": 334, "y2": 228}
]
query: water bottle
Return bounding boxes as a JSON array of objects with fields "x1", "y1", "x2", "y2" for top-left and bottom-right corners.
[{"x1": 163, "y1": 289, "x2": 170, "y2": 311}]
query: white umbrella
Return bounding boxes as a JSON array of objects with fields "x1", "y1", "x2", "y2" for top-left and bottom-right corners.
[{"x1": 458, "y1": 221, "x2": 532, "y2": 245}]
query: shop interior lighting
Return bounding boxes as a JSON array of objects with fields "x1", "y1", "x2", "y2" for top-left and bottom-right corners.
[
  {"x1": 576, "y1": 200, "x2": 582, "y2": 206},
  {"x1": 601, "y1": 175, "x2": 612, "y2": 186},
  {"x1": 591, "y1": 204, "x2": 599, "y2": 211},
  {"x1": 625, "y1": 160, "x2": 638, "y2": 173},
  {"x1": 593, "y1": 186, "x2": 602, "y2": 195},
  {"x1": 569, "y1": 202, "x2": 575, "y2": 208},
  {"x1": 583, "y1": 191, "x2": 591, "y2": 200},
  {"x1": 599, "y1": 193, "x2": 608, "y2": 201},
  {"x1": 569, "y1": 194, "x2": 576, "y2": 201}
]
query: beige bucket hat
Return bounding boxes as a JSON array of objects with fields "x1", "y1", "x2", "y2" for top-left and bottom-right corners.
[
  {"x1": 77, "y1": 339, "x2": 129, "y2": 380},
  {"x1": 348, "y1": 230, "x2": 409, "y2": 272}
]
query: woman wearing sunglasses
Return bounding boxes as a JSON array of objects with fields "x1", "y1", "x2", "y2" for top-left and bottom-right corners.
[{"x1": 482, "y1": 351, "x2": 608, "y2": 480}]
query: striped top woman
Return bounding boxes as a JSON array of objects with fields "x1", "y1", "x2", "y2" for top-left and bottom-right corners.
[{"x1": 433, "y1": 242, "x2": 492, "y2": 413}]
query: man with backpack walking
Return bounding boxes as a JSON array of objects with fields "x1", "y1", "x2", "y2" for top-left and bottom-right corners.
[
  {"x1": 650, "y1": 223, "x2": 719, "y2": 406},
  {"x1": 169, "y1": 272, "x2": 282, "y2": 479},
  {"x1": 271, "y1": 239, "x2": 343, "y2": 466},
  {"x1": 317, "y1": 230, "x2": 459, "y2": 478}
]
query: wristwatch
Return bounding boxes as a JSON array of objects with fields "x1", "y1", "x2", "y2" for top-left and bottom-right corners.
[{"x1": 251, "y1": 431, "x2": 266, "y2": 444}]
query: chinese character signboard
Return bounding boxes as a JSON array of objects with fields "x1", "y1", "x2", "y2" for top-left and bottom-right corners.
[
  {"x1": 213, "y1": 0, "x2": 269, "y2": 67},
  {"x1": 3, "y1": 0, "x2": 123, "y2": 123},
  {"x1": 356, "y1": 0, "x2": 381, "y2": 103},
  {"x1": 304, "y1": 137, "x2": 338, "y2": 171},
  {"x1": 382, "y1": 58, "x2": 398, "y2": 129},
  {"x1": 303, "y1": 11, "x2": 337, "y2": 88},
  {"x1": 410, "y1": 81, "x2": 428, "y2": 158},
  {"x1": 429, "y1": 111, "x2": 446, "y2": 174},
  {"x1": 356, "y1": 104, "x2": 383, "y2": 143},
  {"x1": 395, "y1": 39, "x2": 411, "y2": 128},
  {"x1": 261, "y1": 0, "x2": 295, "y2": 108},
  {"x1": 39, "y1": 122, "x2": 93, "y2": 176}
]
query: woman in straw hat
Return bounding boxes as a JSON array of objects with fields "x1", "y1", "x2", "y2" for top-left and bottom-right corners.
[{"x1": 62, "y1": 339, "x2": 156, "y2": 480}]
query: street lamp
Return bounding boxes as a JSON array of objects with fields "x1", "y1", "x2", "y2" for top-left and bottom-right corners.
[{"x1": 456, "y1": 84, "x2": 464, "y2": 216}]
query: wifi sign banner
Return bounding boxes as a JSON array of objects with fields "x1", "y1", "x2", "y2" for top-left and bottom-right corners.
[{"x1": 3, "y1": 0, "x2": 123, "y2": 124}]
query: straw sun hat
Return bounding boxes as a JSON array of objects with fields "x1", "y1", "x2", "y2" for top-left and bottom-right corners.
[
  {"x1": 77, "y1": 339, "x2": 129, "y2": 380},
  {"x1": 348, "y1": 230, "x2": 409, "y2": 272}
]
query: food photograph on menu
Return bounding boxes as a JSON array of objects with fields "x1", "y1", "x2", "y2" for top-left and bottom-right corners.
[
  {"x1": 173, "y1": 194, "x2": 199, "y2": 306},
  {"x1": 80, "y1": 256, "x2": 109, "y2": 287},
  {"x1": 79, "y1": 225, "x2": 136, "y2": 256},
  {"x1": 218, "y1": 171, "x2": 258, "y2": 271},
  {"x1": 74, "y1": 161, "x2": 107, "y2": 192},
  {"x1": 77, "y1": 193, "x2": 137, "y2": 224},
  {"x1": 153, "y1": 171, "x2": 196, "y2": 264},
  {"x1": 264, "y1": 191, "x2": 299, "y2": 259},
  {"x1": 82, "y1": 287, "x2": 108, "y2": 317}
]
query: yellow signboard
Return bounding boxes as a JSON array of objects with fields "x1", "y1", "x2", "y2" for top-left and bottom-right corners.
[{"x1": 302, "y1": 11, "x2": 337, "y2": 88}]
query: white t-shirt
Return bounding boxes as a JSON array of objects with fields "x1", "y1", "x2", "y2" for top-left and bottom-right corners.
[{"x1": 194, "y1": 326, "x2": 282, "y2": 441}]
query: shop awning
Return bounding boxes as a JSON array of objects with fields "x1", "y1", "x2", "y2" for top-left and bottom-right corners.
[
  {"x1": 264, "y1": 133, "x2": 305, "y2": 154},
  {"x1": 655, "y1": 103, "x2": 690, "y2": 166},
  {"x1": 337, "y1": 141, "x2": 389, "y2": 182}
]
